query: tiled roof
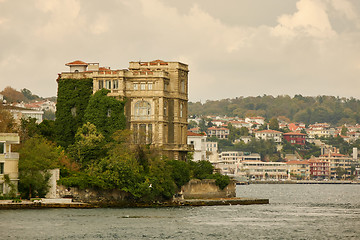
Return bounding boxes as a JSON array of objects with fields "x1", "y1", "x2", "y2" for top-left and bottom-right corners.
[
  {"x1": 256, "y1": 130, "x2": 283, "y2": 134},
  {"x1": 283, "y1": 132, "x2": 306, "y2": 136},
  {"x1": 187, "y1": 131, "x2": 205, "y2": 137},
  {"x1": 65, "y1": 60, "x2": 88, "y2": 66}
]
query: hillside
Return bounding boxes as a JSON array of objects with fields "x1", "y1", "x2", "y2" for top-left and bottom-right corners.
[
  {"x1": 189, "y1": 95, "x2": 360, "y2": 126},
  {"x1": 0, "y1": 86, "x2": 56, "y2": 103}
]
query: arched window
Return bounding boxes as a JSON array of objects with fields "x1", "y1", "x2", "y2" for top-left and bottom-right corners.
[{"x1": 135, "y1": 101, "x2": 151, "y2": 119}]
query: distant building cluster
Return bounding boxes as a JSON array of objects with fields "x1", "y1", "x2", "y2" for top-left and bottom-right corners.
[
  {"x1": 187, "y1": 115, "x2": 360, "y2": 181},
  {"x1": 189, "y1": 115, "x2": 360, "y2": 144},
  {"x1": 1, "y1": 99, "x2": 57, "y2": 124}
]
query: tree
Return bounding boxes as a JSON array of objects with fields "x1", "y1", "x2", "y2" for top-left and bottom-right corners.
[
  {"x1": 167, "y1": 160, "x2": 190, "y2": 188},
  {"x1": 67, "y1": 123, "x2": 106, "y2": 169},
  {"x1": 335, "y1": 167, "x2": 347, "y2": 180},
  {"x1": 227, "y1": 123, "x2": 241, "y2": 142},
  {"x1": 18, "y1": 136, "x2": 60, "y2": 198},
  {"x1": 37, "y1": 120, "x2": 56, "y2": 142},
  {"x1": 0, "y1": 106, "x2": 17, "y2": 132},
  {"x1": 239, "y1": 127, "x2": 249, "y2": 136},
  {"x1": 341, "y1": 126, "x2": 348, "y2": 136},
  {"x1": 269, "y1": 117, "x2": 279, "y2": 130},
  {"x1": 21, "y1": 88, "x2": 41, "y2": 101},
  {"x1": 187, "y1": 120, "x2": 198, "y2": 129},
  {"x1": 190, "y1": 160, "x2": 214, "y2": 179},
  {"x1": 199, "y1": 118, "x2": 207, "y2": 132},
  {"x1": 19, "y1": 118, "x2": 40, "y2": 142},
  {"x1": 0, "y1": 86, "x2": 25, "y2": 103}
]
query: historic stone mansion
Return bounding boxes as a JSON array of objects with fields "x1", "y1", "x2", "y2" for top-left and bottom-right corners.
[{"x1": 59, "y1": 59, "x2": 191, "y2": 160}]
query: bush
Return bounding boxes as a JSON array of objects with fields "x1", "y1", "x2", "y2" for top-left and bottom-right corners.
[
  {"x1": 167, "y1": 160, "x2": 190, "y2": 188},
  {"x1": 209, "y1": 173, "x2": 230, "y2": 190},
  {"x1": 190, "y1": 160, "x2": 214, "y2": 180}
]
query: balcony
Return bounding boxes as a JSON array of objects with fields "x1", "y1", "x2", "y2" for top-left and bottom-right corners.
[{"x1": 5, "y1": 152, "x2": 19, "y2": 159}]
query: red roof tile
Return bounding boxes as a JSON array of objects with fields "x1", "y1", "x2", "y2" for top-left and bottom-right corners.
[
  {"x1": 256, "y1": 130, "x2": 283, "y2": 134},
  {"x1": 65, "y1": 60, "x2": 88, "y2": 66},
  {"x1": 283, "y1": 132, "x2": 306, "y2": 136},
  {"x1": 187, "y1": 131, "x2": 205, "y2": 137}
]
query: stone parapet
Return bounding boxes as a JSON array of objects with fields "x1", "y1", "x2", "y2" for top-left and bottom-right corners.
[{"x1": 181, "y1": 179, "x2": 236, "y2": 199}]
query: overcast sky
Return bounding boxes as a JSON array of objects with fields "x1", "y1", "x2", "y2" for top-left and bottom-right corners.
[{"x1": 0, "y1": 0, "x2": 359, "y2": 102}]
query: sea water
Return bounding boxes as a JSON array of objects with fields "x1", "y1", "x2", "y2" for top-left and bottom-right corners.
[{"x1": 1, "y1": 184, "x2": 359, "y2": 239}]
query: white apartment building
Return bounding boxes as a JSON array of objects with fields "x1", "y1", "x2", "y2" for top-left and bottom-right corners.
[
  {"x1": 245, "y1": 117, "x2": 265, "y2": 125},
  {"x1": 239, "y1": 161, "x2": 288, "y2": 180},
  {"x1": 206, "y1": 141, "x2": 218, "y2": 162},
  {"x1": 207, "y1": 127, "x2": 229, "y2": 139},
  {"x1": 214, "y1": 152, "x2": 261, "y2": 176},
  {"x1": 6, "y1": 106, "x2": 44, "y2": 124},
  {"x1": 255, "y1": 130, "x2": 283, "y2": 143},
  {"x1": 187, "y1": 131, "x2": 207, "y2": 162}
]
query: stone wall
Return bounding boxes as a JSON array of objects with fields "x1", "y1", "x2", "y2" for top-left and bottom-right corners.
[
  {"x1": 180, "y1": 179, "x2": 236, "y2": 199},
  {"x1": 58, "y1": 185, "x2": 131, "y2": 206},
  {"x1": 58, "y1": 179, "x2": 236, "y2": 205}
]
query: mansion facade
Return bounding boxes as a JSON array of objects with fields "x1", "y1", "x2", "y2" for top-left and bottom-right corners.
[{"x1": 59, "y1": 60, "x2": 191, "y2": 160}]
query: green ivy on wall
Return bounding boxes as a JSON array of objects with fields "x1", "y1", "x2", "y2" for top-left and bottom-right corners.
[
  {"x1": 83, "y1": 88, "x2": 126, "y2": 140},
  {"x1": 55, "y1": 78, "x2": 93, "y2": 147}
]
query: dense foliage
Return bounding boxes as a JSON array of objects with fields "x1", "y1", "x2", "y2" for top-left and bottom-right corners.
[
  {"x1": 83, "y1": 89, "x2": 126, "y2": 140},
  {"x1": 18, "y1": 136, "x2": 60, "y2": 198},
  {"x1": 59, "y1": 129, "x2": 230, "y2": 201},
  {"x1": 189, "y1": 95, "x2": 360, "y2": 126},
  {"x1": 55, "y1": 78, "x2": 93, "y2": 147}
]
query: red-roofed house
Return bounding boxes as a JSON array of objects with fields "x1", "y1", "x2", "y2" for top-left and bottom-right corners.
[
  {"x1": 287, "y1": 123, "x2": 306, "y2": 132},
  {"x1": 65, "y1": 60, "x2": 88, "y2": 72},
  {"x1": 283, "y1": 132, "x2": 306, "y2": 145},
  {"x1": 286, "y1": 160, "x2": 310, "y2": 179},
  {"x1": 188, "y1": 127, "x2": 200, "y2": 134}
]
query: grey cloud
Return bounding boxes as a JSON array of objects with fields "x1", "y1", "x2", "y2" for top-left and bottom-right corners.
[{"x1": 0, "y1": 0, "x2": 359, "y2": 101}]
